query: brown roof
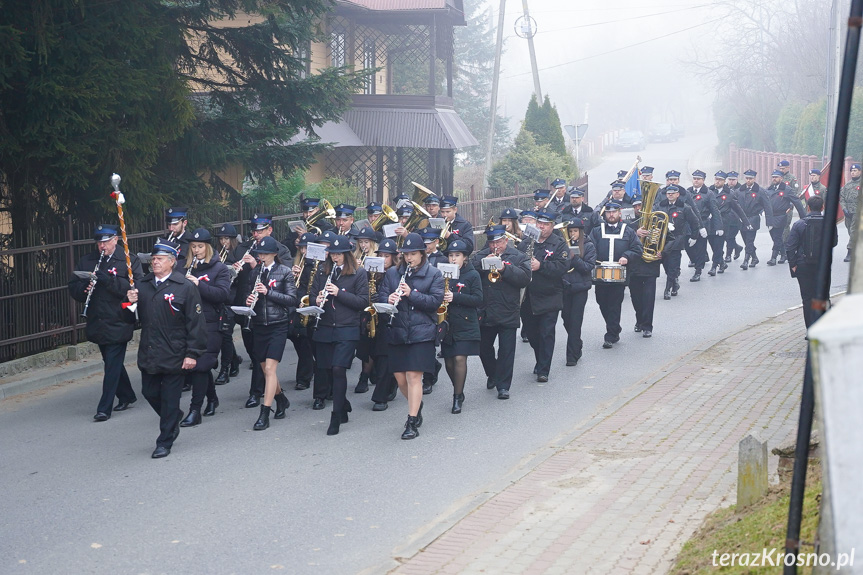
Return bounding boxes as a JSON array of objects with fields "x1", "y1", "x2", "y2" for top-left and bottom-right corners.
[{"x1": 339, "y1": 0, "x2": 450, "y2": 9}]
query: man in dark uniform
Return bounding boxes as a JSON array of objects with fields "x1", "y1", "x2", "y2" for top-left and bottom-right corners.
[
  {"x1": 778, "y1": 160, "x2": 801, "y2": 254},
  {"x1": 589, "y1": 203, "x2": 643, "y2": 348},
  {"x1": 471, "y1": 225, "x2": 532, "y2": 398},
  {"x1": 592, "y1": 182, "x2": 636, "y2": 230},
  {"x1": 785, "y1": 195, "x2": 837, "y2": 328},
  {"x1": 520, "y1": 209, "x2": 569, "y2": 381},
  {"x1": 532, "y1": 189, "x2": 552, "y2": 212},
  {"x1": 333, "y1": 203, "x2": 360, "y2": 237},
  {"x1": 234, "y1": 214, "x2": 292, "y2": 407},
  {"x1": 765, "y1": 170, "x2": 806, "y2": 266},
  {"x1": 68, "y1": 224, "x2": 143, "y2": 421},
  {"x1": 686, "y1": 170, "x2": 718, "y2": 281},
  {"x1": 546, "y1": 178, "x2": 570, "y2": 216},
  {"x1": 723, "y1": 171, "x2": 745, "y2": 261},
  {"x1": 655, "y1": 185, "x2": 700, "y2": 299},
  {"x1": 737, "y1": 169, "x2": 774, "y2": 269},
  {"x1": 640, "y1": 166, "x2": 655, "y2": 182},
  {"x1": 423, "y1": 193, "x2": 441, "y2": 219},
  {"x1": 562, "y1": 186, "x2": 594, "y2": 234},
  {"x1": 420, "y1": 228, "x2": 444, "y2": 393},
  {"x1": 284, "y1": 197, "x2": 335, "y2": 250},
  {"x1": 655, "y1": 170, "x2": 697, "y2": 211},
  {"x1": 439, "y1": 195, "x2": 474, "y2": 253},
  {"x1": 126, "y1": 239, "x2": 206, "y2": 458},
  {"x1": 840, "y1": 162, "x2": 860, "y2": 262},
  {"x1": 709, "y1": 171, "x2": 748, "y2": 275},
  {"x1": 628, "y1": 198, "x2": 661, "y2": 337},
  {"x1": 803, "y1": 168, "x2": 826, "y2": 198},
  {"x1": 165, "y1": 207, "x2": 191, "y2": 262}
]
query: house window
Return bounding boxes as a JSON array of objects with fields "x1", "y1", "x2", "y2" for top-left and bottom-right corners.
[
  {"x1": 330, "y1": 30, "x2": 346, "y2": 69},
  {"x1": 298, "y1": 41, "x2": 310, "y2": 79},
  {"x1": 363, "y1": 40, "x2": 376, "y2": 94}
]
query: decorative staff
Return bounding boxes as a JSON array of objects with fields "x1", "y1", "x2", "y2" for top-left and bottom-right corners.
[{"x1": 110, "y1": 173, "x2": 137, "y2": 317}]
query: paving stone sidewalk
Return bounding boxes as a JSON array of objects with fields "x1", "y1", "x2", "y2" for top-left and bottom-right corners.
[{"x1": 390, "y1": 309, "x2": 807, "y2": 575}]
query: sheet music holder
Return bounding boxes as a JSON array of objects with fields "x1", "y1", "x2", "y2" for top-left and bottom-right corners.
[
  {"x1": 288, "y1": 221, "x2": 307, "y2": 234},
  {"x1": 382, "y1": 223, "x2": 400, "y2": 238},
  {"x1": 569, "y1": 245, "x2": 581, "y2": 257},
  {"x1": 297, "y1": 306, "x2": 325, "y2": 316},
  {"x1": 363, "y1": 257, "x2": 385, "y2": 274},
  {"x1": 373, "y1": 303, "x2": 398, "y2": 315},
  {"x1": 137, "y1": 252, "x2": 153, "y2": 264},
  {"x1": 428, "y1": 218, "x2": 445, "y2": 229},
  {"x1": 480, "y1": 256, "x2": 502, "y2": 271},
  {"x1": 306, "y1": 242, "x2": 328, "y2": 261},
  {"x1": 523, "y1": 224, "x2": 541, "y2": 241},
  {"x1": 73, "y1": 271, "x2": 95, "y2": 279},
  {"x1": 436, "y1": 262, "x2": 460, "y2": 279},
  {"x1": 230, "y1": 305, "x2": 257, "y2": 317},
  {"x1": 354, "y1": 218, "x2": 371, "y2": 231}
]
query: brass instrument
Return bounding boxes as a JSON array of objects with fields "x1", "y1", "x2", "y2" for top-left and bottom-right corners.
[
  {"x1": 411, "y1": 181, "x2": 435, "y2": 204},
  {"x1": 364, "y1": 271, "x2": 379, "y2": 338},
  {"x1": 600, "y1": 155, "x2": 642, "y2": 217},
  {"x1": 487, "y1": 217, "x2": 522, "y2": 245},
  {"x1": 388, "y1": 267, "x2": 411, "y2": 325},
  {"x1": 294, "y1": 254, "x2": 305, "y2": 288},
  {"x1": 370, "y1": 204, "x2": 398, "y2": 232},
  {"x1": 243, "y1": 263, "x2": 265, "y2": 331},
  {"x1": 438, "y1": 219, "x2": 452, "y2": 253},
  {"x1": 437, "y1": 274, "x2": 450, "y2": 323},
  {"x1": 299, "y1": 260, "x2": 320, "y2": 327},
  {"x1": 81, "y1": 250, "x2": 106, "y2": 318},
  {"x1": 554, "y1": 221, "x2": 573, "y2": 245},
  {"x1": 488, "y1": 265, "x2": 500, "y2": 283},
  {"x1": 637, "y1": 180, "x2": 668, "y2": 262},
  {"x1": 306, "y1": 199, "x2": 336, "y2": 234},
  {"x1": 396, "y1": 202, "x2": 431, "y2": 247}
]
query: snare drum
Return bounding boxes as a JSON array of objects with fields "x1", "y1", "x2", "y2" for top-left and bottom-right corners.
[{"x1": 592, "y1": 263, "x2": 627, "y2": 283}]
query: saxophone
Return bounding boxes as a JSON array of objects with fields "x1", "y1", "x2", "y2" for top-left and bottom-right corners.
[
  {"x1": 437, "y1": 275, "x2": 450, "y2": 324},
  {"x1": 637, "y1": 180, "x2": 669, "y2": 262},
  {"x1": 364, "y1": 271, "x2": 378, "y2": 338}
]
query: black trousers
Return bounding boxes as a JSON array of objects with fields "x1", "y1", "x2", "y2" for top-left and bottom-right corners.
[
  {"x1": 686, "y1": 236, "x2": 709, "y2": 270},
  {"x1": 479, "y1": 325, "x2": 517, "y2": 391},
  {"x1": 520, "y1": 303, "x2": 559, "y2": 377},
  {"x1": 595, "y1": 283, "x2": 626, "y2": 342},
  {"x1": 708, "y1": 235, "x2": 725, "y2": 266},
  {"x1": 238, "y1": 317, "x2": 264, "y2": 396},
  {"x1": 370, "y1": 353, "x2": 398, "y2": 403},
  {"x1": 561, "y1": 290, "x2": 588, "y2": 363},
  {"x1": 662, "y1": 249, "x2": 682, "y2": 280},
  {"x1": 796, "y1": 266, "x2": 818, "y2": 328},
  {"x1": 219, "y1": 329, "x2": 235, "y2": 369},
  {"x1": 769, "y1": 226, "x2": 786, "y2": 257},
  {"x1": 289, "y1": 334, "x2": 314, "y2": 386},
  {"x1": 186, "y1": 371, "x2": 217, "y2": 412},
  {"x1": 724, "y1": 226, "x2": 741, "y2": 255},
  {"x1": 629, "y1": 276, "x2": 656, "y2": 332},
  {"x1": 141, "y1": 372, "x2": 184, "y2": 449},
  {"x1": 741, "y1": 228, "x2": 758, "y2": 259},
  {"x1": 96, "y1": 342, "x2": 136, "y2": 416},
  {"x1": 311, "y1": 337, "x2": 333, "y2": 400}
]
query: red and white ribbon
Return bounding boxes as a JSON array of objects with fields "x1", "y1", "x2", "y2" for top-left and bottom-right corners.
[
  {"x1": 164, "y1": 293, "x2": 179, "y2": 313},
  {"x1": 198, "y1": 274, "x2": 210, "y2": 282},
  {"x1": 108, "y1": 267, "x2": 118, "y2": 276},
  {"x1": 268, "y1": 278, "x2": 277, "y2": 288}
]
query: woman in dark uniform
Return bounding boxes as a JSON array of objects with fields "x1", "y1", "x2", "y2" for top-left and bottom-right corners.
[
  {"x1": 312, "y1": 235, "x2": 369, "y2": 435},
  {"x1": 440, "y1": 239, "x2": 483, "y2": 414},
  {"x1": 180, "y1": 229, "x2": 232, "y2": 426},
  {"x1": 352, "y1": 226, "x2": 379, "y2": 394},
  {"x1": 499, "y1": 207, "x2": 523, "y2": 243},
  {"x1": 244, "y1": 236, "x2": 298, "y2": 431},
  {"x1": 560, "y1": 220, "x2": 597, "y2": 367},
  {"x1": 285, "y1": 232, "x2": 315, "y2": 392},
  {"x1": 214, "y1": 223, "x2": 241, "y2": 384},
  {"x1": 380, "y1": 233, "x2": 444, "y2": 439},
  {"x1": 369, "y1": 238, "x2": 400, "y2": 411}
]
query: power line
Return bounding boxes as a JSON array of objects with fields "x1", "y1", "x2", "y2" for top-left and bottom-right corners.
[
  {"x1": 505, "y1": 16, "x2": 726, "y2": 78},
  {"x1": 532, "y1": 4, "x2": 712, "y2": 35}
]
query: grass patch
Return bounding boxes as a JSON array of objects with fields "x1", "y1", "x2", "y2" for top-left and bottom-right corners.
[{"x1": 670, "y1": 461, "x2": 822, "y2": 574}]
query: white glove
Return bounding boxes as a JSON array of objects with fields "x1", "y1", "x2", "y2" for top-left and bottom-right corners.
[
  {"x1": 688, "y1": 238, "x2": 697, "y2": 247},
  {"x1": 716, "y1": 230, "x2": 724, "y2": 237},
  {"x1": 699, "y1": 228, "x2": 708, "y2": 238}
]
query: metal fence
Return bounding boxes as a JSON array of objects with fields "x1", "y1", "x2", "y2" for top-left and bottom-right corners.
[
  {"x1": 726, "y1": 145, "x2": 855, "y2": 181},
  {"x1": 0, "y1": 179, "x2": 588, "y2": 363}
]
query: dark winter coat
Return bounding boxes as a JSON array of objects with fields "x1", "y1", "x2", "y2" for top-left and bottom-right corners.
[
  {"x1": 133, "y1": 270, "x2": 207, "y2": 374},
  {"x1": 187, "y1": 255, "x2": 232, "y2": 372},
  {"x1": 657, "y1": 199, "x2": 702, "y2": 251},
  {"x1": 379, "y1": 261, "x2": 444, "y2": 345},
  {"x1": 523, "y1": 232, "x2": 569, "y2": 315},
  {"x1": 688, "y1": 185, "x2": 723, "y2": 235},
  {"x1": 245, "y1": 262, "x2": 298, "y2": 326},
  {"x1": 68, "y1": 249, "x2": 143, "y2": 345},
  {"x1": 561, "y1": 203, "x2": 595, "y2": 235},
  {"x1": 785, "y1": 213, "x2": 837, "y2": 271},
  {"x1": 589, "y1": 222, "x2": 643, "y2": 263},
  {"x1": 311, "y1": 263, "x2": 369, "y2": 342},
  {"x1": 710, "y1": 185, "x2": 749, "y2": 231},
  {"x1": 562, "y1": 238, "x2": 598, "y2": 292},
  {"x1": 470, "y1": 244, "x2": 531, "y2": 328},
  {"x1": 442, "y1": 261, "x2": 483, "y2": 343},
  {"x1": 737, "y1": 183, "x2": 774, "y2": 230},
  {"x1": 231, "y1": 237, "x2": 292, "y2": 305},
  {"x1": 765, "y1": 183, "x2": 807, "y2": 228},
  {"x1": 447, "y1": 214, "x2": 475, "y2": 253}
]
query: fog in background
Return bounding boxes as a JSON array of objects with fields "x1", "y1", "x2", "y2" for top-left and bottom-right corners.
[{"x1": 487, "y1": 0, "x2": 722, "y2": 139}]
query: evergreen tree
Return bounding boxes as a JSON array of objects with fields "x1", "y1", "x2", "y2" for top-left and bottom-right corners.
[
  {"x1": 487, "y1": 126, "x2": 575, "y2": 190},
  {"x1": 522, "y1": 94, "x2": 567, "y2": 158}
]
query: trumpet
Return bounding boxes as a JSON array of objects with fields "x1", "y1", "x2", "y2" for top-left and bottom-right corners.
[
  {"x1": 388, "y1": 267, "x2": 411, "y2": 325},
  {"x1": 306, "y1": 199, "x2": 336, "y2": 234},
  {"x1": 81, "y1": 250, "x2": 106, "y2": 318},
  {"x1": 488, "y1": 264, "x2": 500, "y2": 283},
  {"x1": 243, "y1": 262, "x2": 265, "y2": 331}
]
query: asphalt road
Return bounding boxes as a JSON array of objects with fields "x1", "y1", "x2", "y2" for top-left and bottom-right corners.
[{"x1": 1, "y1": 133, "x2": 851, "y2": 575}]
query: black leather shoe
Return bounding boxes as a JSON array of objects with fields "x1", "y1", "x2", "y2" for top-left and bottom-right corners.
[
  {"x1": 718, "y1": 262, "x2": 727, "y2": 274},
  {"x1": 663, "y1": 288, "x2": 671, "y2": 300},
  {"x1": 767, "y1": 258, "x2": 777, "y2": 266},
  {"x1": 152, "y1": 446, "x2": 170, "y2": 458},
  {"x1": 245, "y1": 395, "x2": 260, "y2": 408},
  {"x1": 634, "y1": 325, "x2": 642, "y2": 332},
  {"x1": 93, "y1": 412, "x2": 109, "y2": 422},
  {"x1": 486, "y1": 377, "x2": 495, "y2": 390},
  {"x1": 602, "y1": 340, "x2": 613, "y2": 349},
  {"x1": 498, "y1": 389, "x2": 510, "y2": 400},
  {"x1": 203, "y1": 398, "x2": 219, "y2": 416},
  {"x1": 114, "y1": 399, "x2": 136, "y2": 412},
  {"x1": 354, "y1": 373, "x2": 370, "y2": 394},
  {"x1": 537, "y1": 375, "x2": 548, "y2": 382},
  {"x1": 521, "y1": 336, "x2": 529, "y2": 343},
  {"x1": 643, "y1": 330, "x2": 652, "y2": 338},
  {"x1": 312, "y1": 398, "x2": 326, "y2": 410},
  {"x1": 734, "y1": 246, "x2": 742, "y2": 260},
  {"x1": 214, "y1": 367, "x2": 230, "y2": 385},
  {"x1": 230, "y1": 355, "x2": 243, "y2": 377},
  {"x1": 566, "y1": 359, "x2": 578, "y2": 366},
  {"x1": 253, "y1": 405, "x2": 271, "y2": 430},
  {"x1": 340, "y1": 400, "x2": 352, "y2": 423},
  {"x1": 740, "y1": 257, "x2": 749, "y2": 270},
  {"x1": 372, "y1": 402, "x2": 388, "y2": 411},
  {"x1": 451, "y1": 394, "x2": 464, "y2": 414},
  {"x1": 708, "y1": 265, "x2": 717, "y2": 277},
  {"x1": 401, "y1": 416, "x2": 419, "y2": 440},
  {"x1": 295, "y1": 381, "x2": 310, "y2": 390},
  {"x1": 751, "y1": 256, "x2": 759, "y2": 267},
  {"x1": 690, "y1": 271, "x2": 701, "y2": 282},
  {"x1": 777, "y1": 256, "x2": 787, "y2": 264},
  {"x1": 180, "y1": 410, "x2": 201, "y2": 427},
  {"x1": 671, "y1": 281, "x2": 680, "y2": 296},
  {"x1": 274, "y1": 392, "x2": 289, "y2": 419},
  {"x1": 326, "y1": 412, "x2": 341, "y2": 436},
  {"x1": 724, "y1": 254, "x2": 732, "y2": 263},
  {"x1": 422, "y1": 382, "x2": 433, "y2": 395}
]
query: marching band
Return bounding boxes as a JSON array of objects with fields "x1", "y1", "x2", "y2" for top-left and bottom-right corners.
[{"x1": 70, "y1": 163, "x2": 812, "y2": 456}]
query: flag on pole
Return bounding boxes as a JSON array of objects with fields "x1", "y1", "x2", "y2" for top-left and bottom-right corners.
[{"x1": 624, "y1": 166, "x2": 641, "y2": 199}]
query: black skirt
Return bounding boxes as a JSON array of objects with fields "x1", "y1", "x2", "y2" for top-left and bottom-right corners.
[
  {"x1": 315, "y1": 340, "x2": 357, "y2": 369},
  {"x1": 389, "y1": 340, "x2": 437, "y2": 373},
  {"x1": 253, "y1": 321, "x2": 290, "y2": 362},
  {"x1": 441, "y1": 339, "x2": 480, "y2": 358}
]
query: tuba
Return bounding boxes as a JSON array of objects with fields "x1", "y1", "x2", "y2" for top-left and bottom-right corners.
[
  {"x1": 411, "y1": 181, "x2": 435, "y2": 204},
  {"x1": 306, "y1": 199, "x2": 336, "y2": 234},
  {"x1": 370, "y1": 204, "x2": 398, "y2": 232},
  {"x1": 396, "y1": 202, "x2": 431, "y2": 248},
  {"x1": 637, "y1": 180, "x2": 668, "y2": 262}
]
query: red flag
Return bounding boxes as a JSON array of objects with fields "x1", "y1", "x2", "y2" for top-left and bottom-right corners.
[{"x1": 804, "y1": 162, "x2": 844, "y2": 223}]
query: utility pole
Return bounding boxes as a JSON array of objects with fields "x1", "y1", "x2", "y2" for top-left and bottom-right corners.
[
  {"x1": 522, "y1": 0, "x2": 542, "y2": 101},
  {"x1": 483, "y1": 0, "x2": 506, "y2": 190},
  {"x1": 824, "y1": 0, "x2": 842, "y2": 163}
]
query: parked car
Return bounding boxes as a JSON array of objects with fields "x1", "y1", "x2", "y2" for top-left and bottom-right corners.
[
  {"x1": 615, "y1": 130, "x2": 646, "y2": 152},
  {"x1": 647, "y1": 123, "x2": 678, "y2": 143}
]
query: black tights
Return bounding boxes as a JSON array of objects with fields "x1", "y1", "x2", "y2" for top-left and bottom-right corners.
[
  {"x1": 331, "y1": 366, "x2": 348, "y2": 415},
  {"x1": 444, "y1": 355, "x2": 467, "y2": 396}
]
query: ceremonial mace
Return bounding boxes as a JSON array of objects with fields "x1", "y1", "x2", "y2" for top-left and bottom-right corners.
[{"x1": 110, "y1": 173, "x2": 138, "y2": 317}]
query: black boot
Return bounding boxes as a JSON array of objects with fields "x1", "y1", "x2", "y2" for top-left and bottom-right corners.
[
  {"x1": 751, "y1": 255, "x2": 759, "y2": 267},
  {"x1": 690, "y1": 270, "x2": 701, "y2": 282},
  {"x1": 401, "y1": 415, "x2": 419, "y2": 440},
  {"x1": 718, "y1": 261, "x2": 727, "y2": 274},
  {"x1": 845, "y1": 249, "x2": 852, "y2": 262},
  {"x1": 340, "y1": 400, "x2": 352, "y2": 423},
  {"x1": 253, "y1": 405, "x2": 271, "y2": 430},
  {"x1": 354, "y1": 372, "x2": 369, "y2": 394},
  {"x1": 777, "y1": 254, "x2": 787, "y2": 264},
  {"x1": 724, "y1": 252, "x2": 732, "y2": 263},
  {"x1": 707, "y1": 264, "x2": 717, "y2": 277},
  {"x1": 451, "y1": 394, "x2": 464, "y2": 414},
  {"x1": 416, "y1": 401, "x2": 424, "y2": 428},
  {"x1": 671, "y1": 279, "x2": 680, "y2": 296},
  {"x1": 740, "y1": 256, "x2": 749, "y2": 270},
  {"x1": 230, "y1": 354, "x2": 242, "y2": 377},
  {"x1": 767, "y1": 250, "x2": 778, "y2": 266},
  {"x1": 203, "y1": 398, "x2": 219, "y2": 416},
  {"x1": 180, "y1": 409, "x2": 201, "y2": 427},
  {"x1": 215, "y1": 366, "x2": 230, "y2": 385},
  {"x1": 274, "y1": 392, "x2": 289, "y2": 419},
  {"x1": 327, "y1": 412, "x2": 341, "y2": 436}
]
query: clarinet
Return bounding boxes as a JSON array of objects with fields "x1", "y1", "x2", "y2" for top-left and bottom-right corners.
[
  {"x1": 186, "y1": 257, "x2": 199, "y2": 279},
  {"x1": 81, "y1": 250, "x2": 106, "y2": 318},
  {"x1": 243, "y1": 262, "x2": 265, "y2": 332},
  {"x1": 388, "y1": 266, "x2": 411, "y2": 326},
  {"x1": 230, "y1": 240, "x2": 256, "y2": 285},
  {"x1": 315, "y1": 266, "x2": 338, "y2": 327}
]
